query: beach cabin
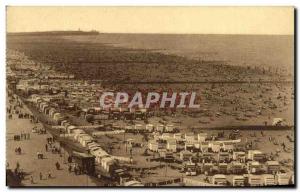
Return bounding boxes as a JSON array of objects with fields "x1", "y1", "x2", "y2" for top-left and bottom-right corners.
[
  {"x1": 145, "y1": 124, "x2": 154, "y2": 132},
  {"x1": 183, "y1": 162, "x2": 197, "y2": 176},
  {"x1": 275, "y1": 173, "x2": 290, "y2": 185},
  {"x1": 110, "y1": 108, "x2": 121, "y2": 120},
  {"x1": 247, "y1": 161, "x2": 261, "y2": 174},
  {"x1": 89, "y1": 146, "x2": 101, "y2": 155},
  {"x1": 266, "y1": 161, "x2": 280, "y2": 174},
  {"x1": 87, "y1": 142, "x2": 100, "y2": 149},
  {"x1": 200, "y1": 141, "x2": 209, "y2": 153},
  {"x1": 203, "y1": 163, "x2": 214, "y2": 175},
  {"x1": 79, "y1": 135, "x2": 94, "y2": 147},
  {"x1": 74, "y1": 132, "x2": 88, "y2": 141},
  {"x1": 218, "y1": 152, "x2": 230, "y2": 163},
  {"x1": 36, "y1": 98, "x2": 43, "y2": 107},
  {"x1": 134, "y1": 109, "x2": 146, "y2": 120},
  {"x1": 66, "y1": 125, "x2": 77, "y2": 134},
  {"x1": 148, "y1": 140, "x2": 159, "y2": 152},
  {"x1": 180, "y1": 150, "x2": 193, "y2": 161},
  {"x1": 134, "y1": 124, "x2": 144, "y2": 132},
  {"x1": 185, "y1": 142, "x2": 195, "y2": 152},
  {"x1": 220, "y1": 142, "x2": 234, "y2": 152},
  {"x1": 231, "y1": 161, "x2": 244, "y2": 174},
  {"x1": 165, "y1": 124, "x2": 174, "y2": 132},
  {"x1": 263, "y1": 174, "x2": 275, "y2": 186},
  {"x1": 82, "y1": 138, "x2": 94, "y2": 148},
  {"x1": 39, "y1": 102, "x2": 47, "y2": 111},
  {"x1": 198, "y1": 133, "x2": 208, "y2": 142},
  {"x1": 233, "y1": 151, "x2": 246, "y2": 162},
  {"x1": 53, "y1": 112, "x2": 61, "y2": 120},
  {"x1": 161, "y1": 133, "x2": 172, "y2": 139},
  {"x1": 111, "y1": 156, "x2": 131, "y2": 163},
  {"x1": 201, "y1": 152, "x2": 214, "y2": 163},
  {"x1": 210, "y1": 142, "x2": 221, "y2": 153},
  {"x1": 173, "y1": 133, "x2": 182, "y2": 140},
  {"x1": 49, "y1": 108, "x2": 57, "y2": 117},
  {"x1": 232, "y1": 176, "x2": 245, "y2": 186},
  {"x1": 185, "y1": 133, "x2": 195, "y2": 143},
  {"x1": 166, "y1": 138, "x2": 177, "y2": 152},
  {"x1": 211, "y1": 174, "x2": 227, "y2": 185},
  {"x1": 218, "y1": 163, "x2": 228, "y2": 174},
  {"x1": 156, "y1": 124, "x2": 164, "y2": 132},
  {"x1": 43, "y1": 106, "x2": 51, "y2": 115},
  {"x1": 93, "y1": 149, "x2": 109, "y2": 161},
  {"x1": 60, "y1": 120, "x2": 68, "y2": 126},
  {"x1": 42, "y1": 104, "x2": 49, "y2": 113},
  {"x1": 101, "y1": 156, "x2": 115, "y2": 173},
  {"x1": 125, "y1": 125, "x2": 134, "y2": 132},
  {"x1": 248, "y1": 150, "x2": 265, "y2": 162},
  {"x1": 247, "y1": 174, "x2": 262, "y2": 186}
]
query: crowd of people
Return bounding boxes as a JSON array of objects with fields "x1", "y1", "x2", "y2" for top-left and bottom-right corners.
[{"x1": 7, "y1": 93, "x2": 65, "y2": 185}]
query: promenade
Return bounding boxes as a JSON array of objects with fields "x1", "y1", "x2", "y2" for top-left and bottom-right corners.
[{"x1": 6, "y1": 95, "x2": 100, "y2": 186}]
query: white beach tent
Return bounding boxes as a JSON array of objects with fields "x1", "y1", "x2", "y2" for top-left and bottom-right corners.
[
  {"x1": 146, "y1": 124, "x2": 154, "y2": 132},
  {"x1": 72, "y1": 129, "x2": 85, "y2": 138},
  {"x1": 60, "y1": 120, "x2": 68, "y2": 126},
  {"x1": 87, "y1": 142, "x2": 100, "y2": 148},
  {"x1": 100, "y1": 156, "x2": 115, "y2": 172},
  {"x1": 49, "y1": 108, "x2": 57, "y2": 117},
  {"x1": 53, "y1": 113, "x2": 63, "y2": 121},
  {"x1": 89, "y1": 146, "x2": 101, "y2": 154},
  {"x1": 78, "y1": 135, "x2": 93, "y2": 145},
  {"x1": 66, "y1": 125, "x2": 77, "y2": 134}
]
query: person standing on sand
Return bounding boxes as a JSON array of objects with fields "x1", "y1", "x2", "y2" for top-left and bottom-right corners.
[
  {"x1": 74, "y1": 166, "x2": 78, "y2": 175},
  {"x1": 30, "y1": 176, "x2": 34, "y2": 184},
  {"x1": 16, "y1": 162, "x2": 20, "y2": 170},
  {"x1": 48, "y1": 171, "x2": 52, "y2": 179},
  {"x1": 39, "y1": 172, "x2": 43, "y2": 180},
  {"x1": 55, "y1": 162, "x2": 60, "y2": 170}
]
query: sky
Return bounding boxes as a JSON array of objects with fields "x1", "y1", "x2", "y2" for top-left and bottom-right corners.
[{"x1": 6, "y1": 6, "x2": 294, "y2": 35}]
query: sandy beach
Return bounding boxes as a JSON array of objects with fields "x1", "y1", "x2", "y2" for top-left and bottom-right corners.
[{"x1": 6, "y1": 97, "x2": 100, "y2": 186}]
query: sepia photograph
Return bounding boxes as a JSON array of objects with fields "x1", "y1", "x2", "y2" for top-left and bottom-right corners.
[{"x1": 5, "y1": 6, "x2": 295, "y2": 187}]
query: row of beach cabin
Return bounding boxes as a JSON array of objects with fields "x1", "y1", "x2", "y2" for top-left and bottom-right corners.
[{"x1": 29, "y1": 95, "x2": 130, "y2": 174}]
